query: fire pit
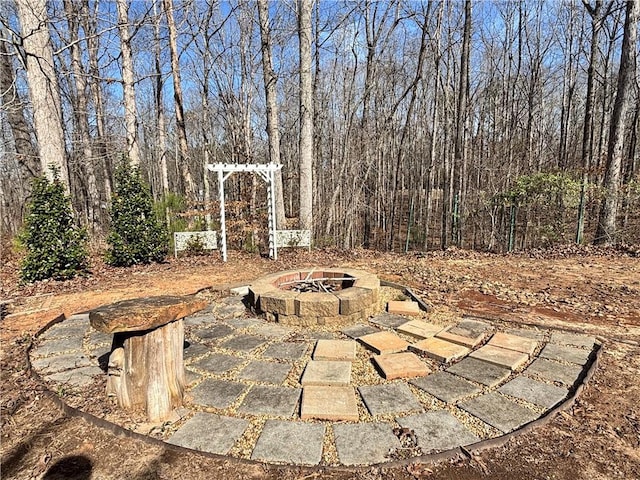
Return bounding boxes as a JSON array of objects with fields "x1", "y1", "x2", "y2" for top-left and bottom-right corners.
[{"x1": 248, "y1": 268, "x2": 380, "y2": 326}]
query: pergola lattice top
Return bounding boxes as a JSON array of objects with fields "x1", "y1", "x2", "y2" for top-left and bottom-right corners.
[{"x1": 206, "y1": 163, "x2": 282, "y2": 261}]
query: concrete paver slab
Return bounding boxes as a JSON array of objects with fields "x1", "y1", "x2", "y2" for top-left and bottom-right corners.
[
  {"x1": 460, "y1": 392, "x2": 538, "y2": 433},
  {"x1": 250, "y1": 323, "x2": 291, "y2": 339},
  {"x1": 359, "y1": 331, "x2": 409, "y2": 354},
  {"x1": 238, "y1": 385, "x2": 301, "y2": 417},
  {"x1": 435, "y1": 330, "x2": 485, "y2": 348},
  {"x1": 487, "y1": 332, "x2": 538, "y2": 355},
  {"x1": 300, "y1": 360, "x2": 351, "y2": 386},
  {"x1": 220, "y1": 334, "x2": 268, "y2": 353},
  {"x1": 86, "y1": 331, "x2": 112, "y2": 347},
  {"x1": 446, "y1": 357, "x2": 511, "y2": 387},
  {"x1": 31, "y1": 337, "x2": 84, "y2": 357},
  {"x1": 44, "y1": 366, "x2": 103, "y2": 387},
  {"x1": 262, "y1": 342, "x2": 309, "y2": 360},
  {"x1": 333, "y1": 423, "x2": 400, "y2": 466},
  {"x1": 373, "y1": 352, "x2": 430, "y2": 380},
  {"x1": 550, "y1": 332, "x2": 596, "y2": 349},
  {"x1": 449, "y1": 318, "x2": 492, "y2": 337},
  {"x1": 525, "y1": 358, "x2": 584, "y2": 385},
  {"x1": 225, "y1": 318, "x2": 262, "y2": 329},
  {"x1": 469, "y1": 345, "x2": 529, "y2": 370},
  {"x1": 300, "y1": 386, "x2": 359, "y2": 421},
  {"x1": 251, "y1": 420, "x2": 325, "y2": 465},
  {"x1": 397, "y1": 320, "x2": 444, "y2": 340},
  {"x1": 341, "y1": 324, "x2": 380, "y2": 339},
  {"x1": 237, "y1": 360, "x2": 292, "y2": 384},
  {"x1": 499, "y1": 376, "x2": 569, "y2": 408},
  {"x1": 168, "y1": 413, "x2": 248, "y2": 454},
  {"x1": 191, "y1": 379, "x2": 246, "y2": 408},
  {"x1": 313, "y1": 339, "x2": 357, "y2": 361},
  {"x1": 183, "y1": 342, "x2": 210, "y2": 363},
  {"x1": 195, "y1": 324, "x2": 235, "y2": 341},
  {"x1": 358, "y1": 383, "x2": 423, "y2": 416},
  {"x1": 39, "y1": 320, "x2": 89, "y2": 340},
  {"x1": 504, "y1": 328, "x2": 546, "y2": 340},
  {"x1": 193, "y1": 353, "x2": 244, "y2": 374},
  {"x1": 410, "y1": 372, "x2": 481, "y2": 403},
  {"x1": 369, "y1": 313, "x2": 410, "y2": 329},
  {"x1": 410, "y1": 338, "x2": 470, "y2": 363},
  {"x1": 387, "y1": 301, "x2": 421, "y2": 316},
  {"x1": 397, "y1": 411, "x2": 479, "y2": 453},
  {"x1": 31, "y1": 353, "x2": 92, "y2": 374},
  {"x1": 539, "y1": 343, "x2": 591, "y2": 365}
]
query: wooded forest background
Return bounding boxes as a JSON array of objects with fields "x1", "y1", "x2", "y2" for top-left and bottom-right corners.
[{"x1": 1, "y1": 0, "x2": 639, "y2": 254}]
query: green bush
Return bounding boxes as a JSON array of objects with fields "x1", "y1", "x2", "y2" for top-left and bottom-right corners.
[
  {"x1": 19, "y1": 170, "x2": 88, "y2": 283},
  {"x1": 106, "y1": 161, "x2": 168, "y2": 266}
]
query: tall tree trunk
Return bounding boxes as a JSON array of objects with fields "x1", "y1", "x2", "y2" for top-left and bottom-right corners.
[
  {"x1": 63, "y1": 0, "x2": 103, "y2": 232},
  {"x1": 298, "y1": 0, "x2": 313, "y2": 231},
  {"x1": 0, "y1": 29, "x2": 40, "y2": 179},
  {"x1": 82, "y1": 0, "x2": 111, "y2": 200},
  {"x1": 153, "y1": 0, "x2": 169, "y2": 198},
  {"x1": 257, "y1": 0, "x2": 286, "y2": 227},
  {"x1": 163, "y1": 0, "x2": 195, "y2": 199},
  {"x1": 116, "y1": 0, "x2": 141, "y2": 166},
  {"x1": 453, "y1": 0, "x2": 471, "y2": 247},
  {"x1": 577, "y1": 0, "x2": 610, "y2": 244},
  {"x1": 595, "y1": 0, "x2": 639, "y2": 244},
  {"x1": 16, "y1": 0, "x2": 69, "y2": 188}
]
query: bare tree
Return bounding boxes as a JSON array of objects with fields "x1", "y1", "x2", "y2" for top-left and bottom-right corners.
[
  {"x1": 257, "y1": 0, "x2": 286, "y2": 227},
  {"x1": 595, "y1": 0, "x2": 639, "y2": 244},
  {"x1": 116, "y1": 0, "x2": 141, "y2": 166},
  {"x1": 163, "y1": 0, "x2": 195, "y2": 198},
  {"x1": 298, "y1": 0, "x2": 313, "y2": 231},
  {"x1": 15, "y1": 0, "x2": 69, "y2": 187}
]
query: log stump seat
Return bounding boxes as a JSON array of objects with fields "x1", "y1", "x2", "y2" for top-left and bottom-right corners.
[{"x1": 89, "y1": 295, "x2": 207, "y2": 422}]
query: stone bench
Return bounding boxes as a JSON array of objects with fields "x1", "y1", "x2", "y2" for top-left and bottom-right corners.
[{"x1": 89, "y1": 295, "x2": 207, "y2": 422}]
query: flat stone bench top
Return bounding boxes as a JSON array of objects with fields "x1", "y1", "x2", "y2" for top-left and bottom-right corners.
[{"x1": 89, "y1": 295, "x2": 208, "y2": 334}]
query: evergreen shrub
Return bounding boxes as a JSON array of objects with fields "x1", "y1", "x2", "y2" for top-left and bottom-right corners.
[
  {"x1": 106, "y1": 161, "x2": 168, "y2": 266},
  {"x1": 19, "y1": 169, "x2": 88, "y2": 283}
]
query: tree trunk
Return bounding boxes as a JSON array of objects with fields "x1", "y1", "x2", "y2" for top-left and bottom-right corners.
[
  {"x1": 163, "y1": 0, "x2": 195, "y2": 199},
  {"x1": 257, "y1": 0, "x2": 286, "y2": 228},
  {"x1": 16, "y1": 0, "x2": 69, "y2": 188},
  {"x1": 63, "y1": 0, "x2": 103, "y2": 233},
  {"x1": 0, "y1": 29, "x2": 40, "y2": 179},
  {"x1": 595, "y1": 0, "x2": 638, "y2": 244},
  {"x1": 298, "y1": 0, "x2": 314, "y2": 231},
  {"x1": 116, "y1": 0, "x2": 141, "y2": 166}
]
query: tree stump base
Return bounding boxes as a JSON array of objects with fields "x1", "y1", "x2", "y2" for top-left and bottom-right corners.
[{"x1": 89, "y1": 295, "x2": 207, "y2": 422}]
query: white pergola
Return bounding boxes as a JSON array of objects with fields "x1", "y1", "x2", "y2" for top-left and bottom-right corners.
[{"x1": 206, "y1": 163, "x2": 282, "y2": 262}]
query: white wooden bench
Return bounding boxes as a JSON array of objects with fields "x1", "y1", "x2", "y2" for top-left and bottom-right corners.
[
  {"x1": 275, "y1": 230, "x2": 311, "y2": 251},
  {"x1": 174, "y1": 231, "x2": 218, "y2": 258}
]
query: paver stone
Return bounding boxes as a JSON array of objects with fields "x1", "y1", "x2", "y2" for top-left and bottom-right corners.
[
  {"x1": 446, "y1": 357, "x2": 511, "y2": 387},
  {"x1": 539, "y1": 343, "x2": 591, "y2": 365},
  {"x1": 300, "y1": 360, "x2": 351, "y2": 386},
  {"x1": 460, "y1": 392, "x2": 539, "y2": 433},
  {"x1": 359, "y1": 331, "x2": 409, "y2": 354},
  {"x1": 192, "y1": 353, "x2": 244, "y2": 374},
  {"x1": 410, "y1": 372, "x2": 481, "y2": 403},
  {"x1": 333, "y1": 423, "x2": 400, "y2": 466},
  {"x1": 387, "y1": 301, "x2": 421, "y2": 316},
  {"x1": 550, "y1": 332, "x2": 596, "y2": 349},
  {"x1": 237, "y1": 360, "x2": 292, "y2": 384},
  {"x1": 487, "y1": 332, "x2": 538, "y2": 355},
  {"x1": 262, "y1": 342, "x2": 309, "y2": 360},
  {"x1": 220, "y1": 334, "x2": 267, "y2": 353},
  {"x1": 409, "y1": 337, "x2": 469, "y2": 362},
  {"x1": 358, "y1": 383, "x2": 422, "y2": 416},
  {"x1": 190, "y1": 379, "x2": 246, "y2": 409},
  {"x1": 238, "y1": 385, "x2": 301, "y2": 417},
  {"x1": 313, "y1": 339, "x2": 357, "y2": 361},
  {"x1": 397, "y1": 320, "x2": 444, "y2": 340},
  {"x1": 370, "y1": 313, "x2": 410, "y2": 329},
  {"x1": 397, "y1": 411, "x2": 479, "y2": 453},
  {"x1": 525, "y1": 358, "x2": 584, "y2": 386},
  {"x1": 373, "y1": 352, "x2": 430, "y2": 380},
  {"x1": 499, "y1": 376, "x2": 568, "y2": 408},
  {"x1": 341, "y1": 324, "x2": 380, "y2": 339},
  {"x1": 469, "y1": 345, "x2": 529, "y2": 371},
  {"x1": 168, "y1": 413, "x2": 248, "y2": 454},
  {"x1": 251, "y1": 420, "x2": 325, "y2": 465},
  {"x1": 300, "y1": 386, "x2": 359, "y2": 421}
]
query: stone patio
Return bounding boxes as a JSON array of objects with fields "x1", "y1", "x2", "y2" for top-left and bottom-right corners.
[{"x1": 29, "y1": 287, "x2": 599, "y2": 468}]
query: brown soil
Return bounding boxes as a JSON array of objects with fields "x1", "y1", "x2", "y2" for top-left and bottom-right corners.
[{"x1": 1, "y1": 247, "x2": 639, "y2": 479}]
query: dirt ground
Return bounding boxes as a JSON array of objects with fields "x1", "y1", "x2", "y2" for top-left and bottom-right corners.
[{"x1": 1, "y1": 246, "x2": 639, "y2": 480}]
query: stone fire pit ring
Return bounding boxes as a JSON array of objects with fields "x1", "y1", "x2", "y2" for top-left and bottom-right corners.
[{"x1": 248, "y1": 268, "x2": 380, "y2": 326}]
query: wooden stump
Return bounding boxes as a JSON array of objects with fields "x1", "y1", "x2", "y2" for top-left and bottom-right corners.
[
  {"x1": 109, "y1": 320, "x2": 185, "y2": 422},
  {"x1": 90, "y1": 295, "x2": 207, "y2": 422}
]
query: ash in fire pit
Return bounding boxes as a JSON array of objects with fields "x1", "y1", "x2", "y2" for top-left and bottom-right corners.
[
  {"x1": 248, "y1": 268, "x2": 380, "y2": 326},
  {"x1": 280, "y1": 273, "x2": 355, "y2": 293}
]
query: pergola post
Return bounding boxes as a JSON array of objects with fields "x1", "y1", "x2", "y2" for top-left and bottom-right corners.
[{"x1": 206, "y1": 163, "x2": 282, "y2": 262}]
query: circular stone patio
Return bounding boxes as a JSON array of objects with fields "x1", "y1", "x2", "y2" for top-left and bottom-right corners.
[{"x1": 29, "y1": 287, "x2": 599, "y2": 467}]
